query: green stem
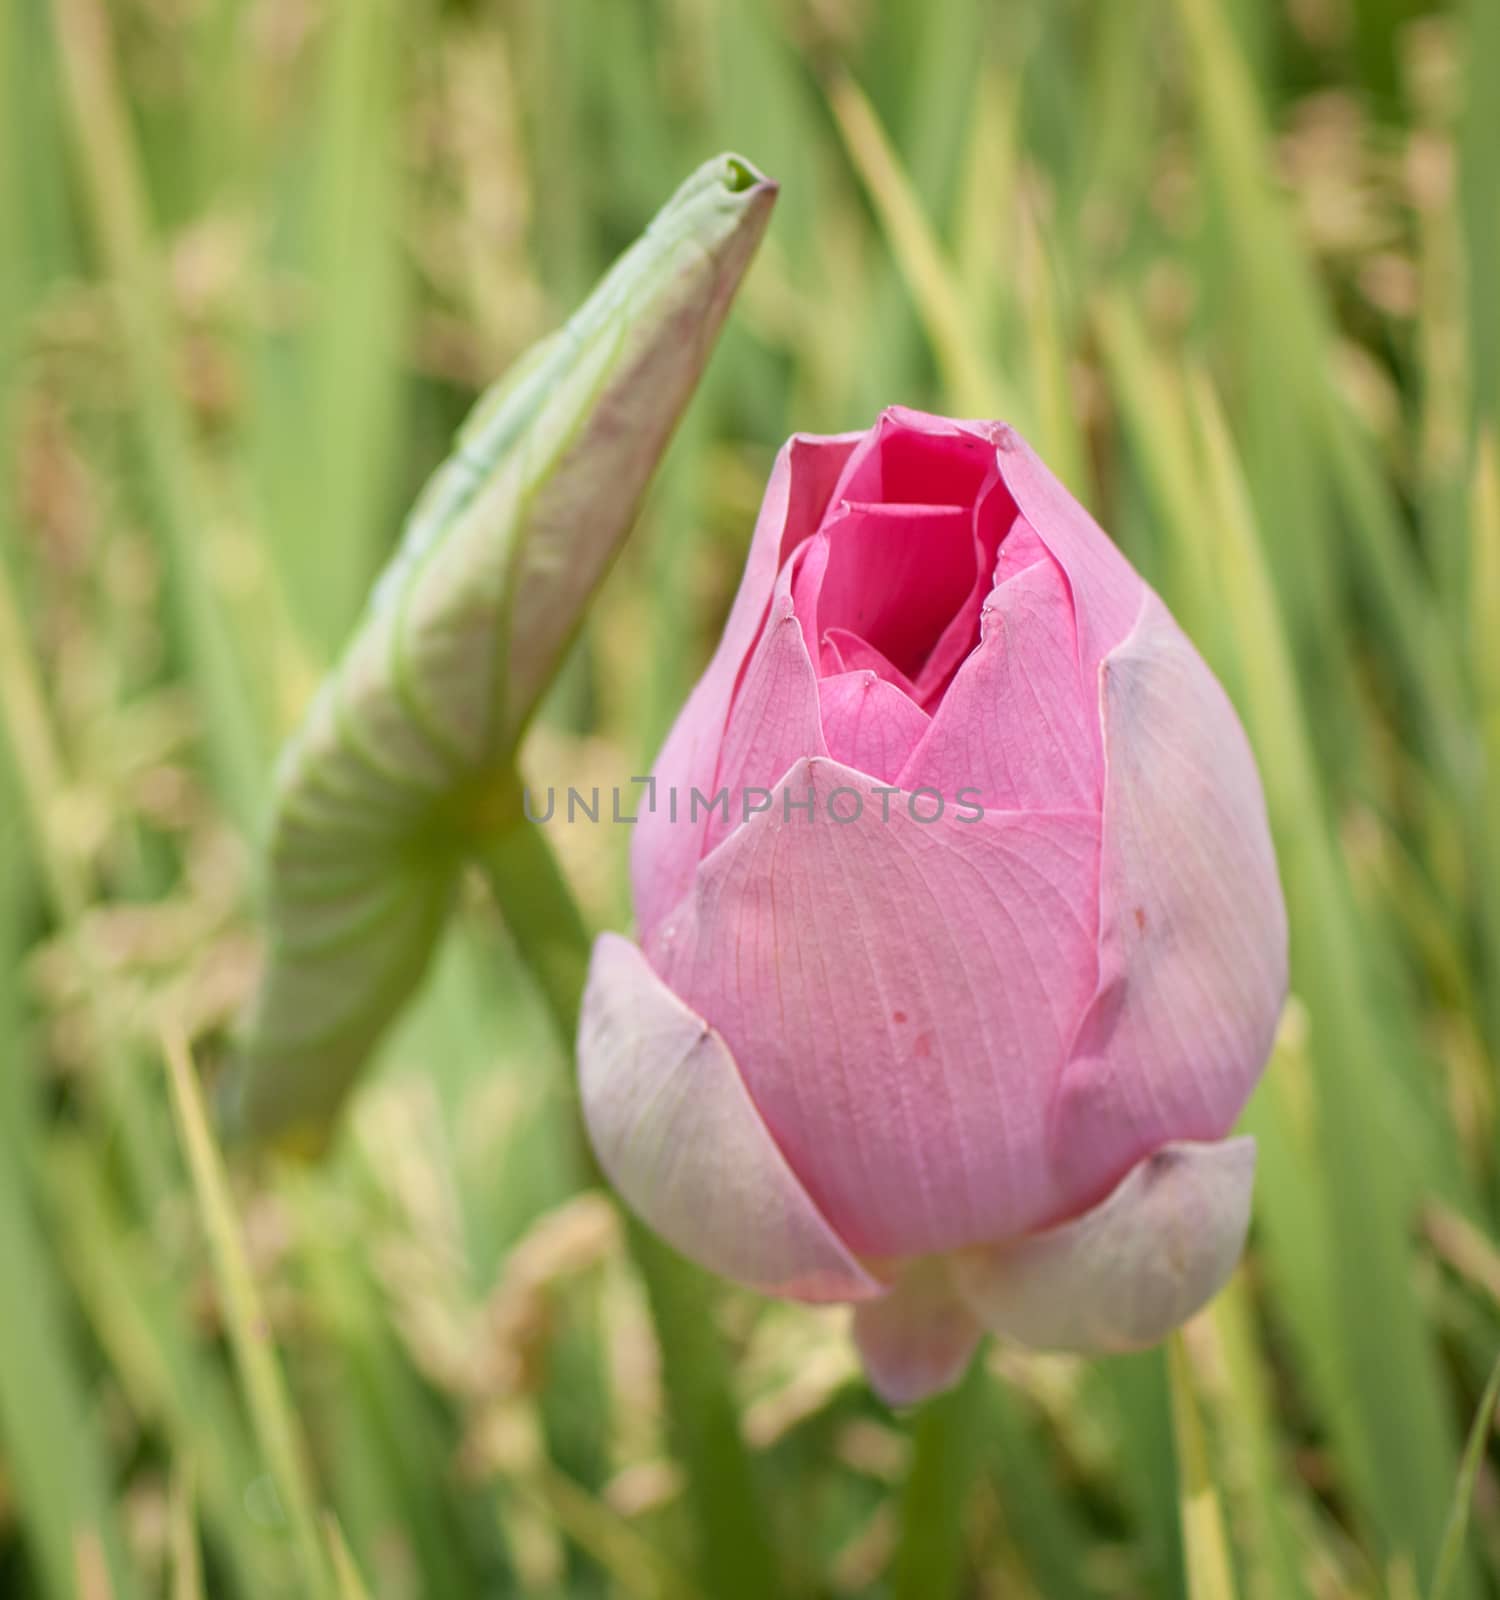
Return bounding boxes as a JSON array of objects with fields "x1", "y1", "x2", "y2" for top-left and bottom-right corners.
[
  {"x1": 890, "y1": 1355, "x2": 987, "y2": 1600},
  {"x1": 475, "y1": 806, "x2": 782, "y2": 1600}
]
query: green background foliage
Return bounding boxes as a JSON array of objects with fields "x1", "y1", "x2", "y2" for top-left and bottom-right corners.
[{"x1": 2, "y1": 0, "x2": 1498, "y2": 1595}]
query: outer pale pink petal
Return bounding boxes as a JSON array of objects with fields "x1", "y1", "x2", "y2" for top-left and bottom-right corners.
[
  {"x1": 699, "y1": 565, "x2": 828, "y2": 855},
  {"x1": 818, "y1": 671, "x2": 931, "y2": 783},
  {"x1": 578, "y1": 933, "x2": 881, "y2": 1303},
  {"x1": 632, "y1": 434, "x2": 858, "y2": 941},
  {"x1": 1048, "y1": 590, "x2": 1287, "y2": 1214},
  {"x1": 991, "y1": 514, "x2": 1051, "y2": 585},
  {"x1": 897, "y1": 536, "x2": 1099, "y2": 810},
  {"x1": 951, "y1": 1138, "x2": 1255, "y2": 1352},
  {"x1": 988, "y1": 424, "x2": 1146, "y2": 683},
  {"x1": 852, "y1": 1257, "x2": 982, "y2": 1407},
  {"x1": 649, "y1": 757, "x2": 1101, "y2": 1259}
]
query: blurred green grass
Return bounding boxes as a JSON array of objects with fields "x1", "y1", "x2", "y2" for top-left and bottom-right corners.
[{"x1": 2, "y1": 0, "x2": 1499, "y2": 1595}]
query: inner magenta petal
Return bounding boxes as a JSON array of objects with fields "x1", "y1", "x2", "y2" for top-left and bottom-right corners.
[
  {"x1": 879, "y1": 420, "x2": 994, "y2": 504},
  {"x1": 828, "y1": 410, "x2": 996, "y2": 508},
  {"x1": 909, "y1": 468, "x2": 1020, "y2": 706},
  {"x1": 818, "y1": 503, "x2": 976, "y2": 682}
]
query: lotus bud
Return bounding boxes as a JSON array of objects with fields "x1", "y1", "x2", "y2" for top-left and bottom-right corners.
[{"x1": 577, "y1": 407, "x2": 1288, "y2": 1404}]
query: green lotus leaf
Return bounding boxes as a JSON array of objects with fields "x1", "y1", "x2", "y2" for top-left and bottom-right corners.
[{"x1": 227, "y1": 154, "x2": 778, "y2": 1148}]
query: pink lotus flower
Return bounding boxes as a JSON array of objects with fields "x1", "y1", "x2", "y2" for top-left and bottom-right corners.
[{"x1": 578, "y1": 407, "x2": 1287, "y2": 1404}]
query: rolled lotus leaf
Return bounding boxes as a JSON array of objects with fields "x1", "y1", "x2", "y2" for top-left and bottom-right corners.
[{"x1": 227, "y1": 154, "x2": 778, "y2": 1148}]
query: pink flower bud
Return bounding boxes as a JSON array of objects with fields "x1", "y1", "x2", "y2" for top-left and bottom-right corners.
[{"x1": 578, "y1": 407, "x2": 1287, "y2": 1404}]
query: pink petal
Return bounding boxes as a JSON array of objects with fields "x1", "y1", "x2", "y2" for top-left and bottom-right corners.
[
  {"x1": 820, "y1": 627, "x2": 922, "y2": 699},
  {"x1": 852, "y1": 1256, "x2": 982, "y2": 1407},
  {"x1": 791, "y1": 532, "x2": 832, "y2": 668},
  {"x1": 1048, "y1": 590, "x2": 1287, "y2": 1214},
  {"x1": 906, "y1": 467, "x2": 1014, "y2": 706},
  {"x1": 989, "y1": 422, "x2": 1145, "y2": 684},
  {"x1": 992, "y1": 513, "x2": 1052, "y2": 584},
  {"x1": 829, "y1": 407, "x2": 997, "y2": 507},
  {"x1": 577, "y1": 933, "x2": 880, "y2": 1303},
  {"x1": 897, "y1": 527, "x2": 1100, "y2": 810},
  {"x1": 952, "y1": 1138, "x2": 1255, "y2": 1352},
  {"x1": 814, "y1": 410, "x2": 1147, "y2": 691},
  {"x1": 817, "y1": 672, "x2": 931, "y2": 783},
  {"x1": 700, "y1": 559, "x2": 828, "y2": 855},
  {"x1": 814, "y1": 503, "x2": 976, "y2": 683},
  {"x1": 648, "y1": 757, "x2": 1101, "y2": 1259},
  {"x1": 633, "y1": 434, "x2": 857, "y2": 942}
]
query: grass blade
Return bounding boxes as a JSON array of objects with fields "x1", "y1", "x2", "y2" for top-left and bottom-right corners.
[
  {"x1": 1471, "y1": 434, "x2": 1500, "y2": 1066},
  {"x1": 1195, "y1": 378, "x2": 1471, "y2": 1594},
  {"x1": 1168, "y1": 1334, "x2": 1238, "y2": 1600},
  {"x1": 247, "y1": 0, "x2": 408, "y2": 660},
  {"x1": 0, "y1": 1123, "x2": 143, "y2": 1600},
  {"x1": 44, "y1": 1139, "x2": 282, "y2": 1592},
  {"x1": 1460, "y1": 0, "x2": 1500, "y2": 427},
  {"x1": 169, "y1": 1468, "x2": 205, "y2": 1600},
  {"x1": 326, "y1": 1515, "x2": 376, "y2": 1600},
  {"x1": 161, "y1": 1025, "x2": 335, "y2": 1600},
  {"x1": 828, "y1": 73, "x2": 1020, "y2": 423},
  {"x1": 47, "y1": 0, "x2": 266, "y2": 830},
  {"x1": 1209, "y1": 1281, "x2": 1315, "y2": 1600},
  {"x1": 1430, "y1": 1353, "x2": 1500, "y2": 1600},
  {"x1": 1170, "y1": 0, "x2": 1467, "y2": 775}
]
